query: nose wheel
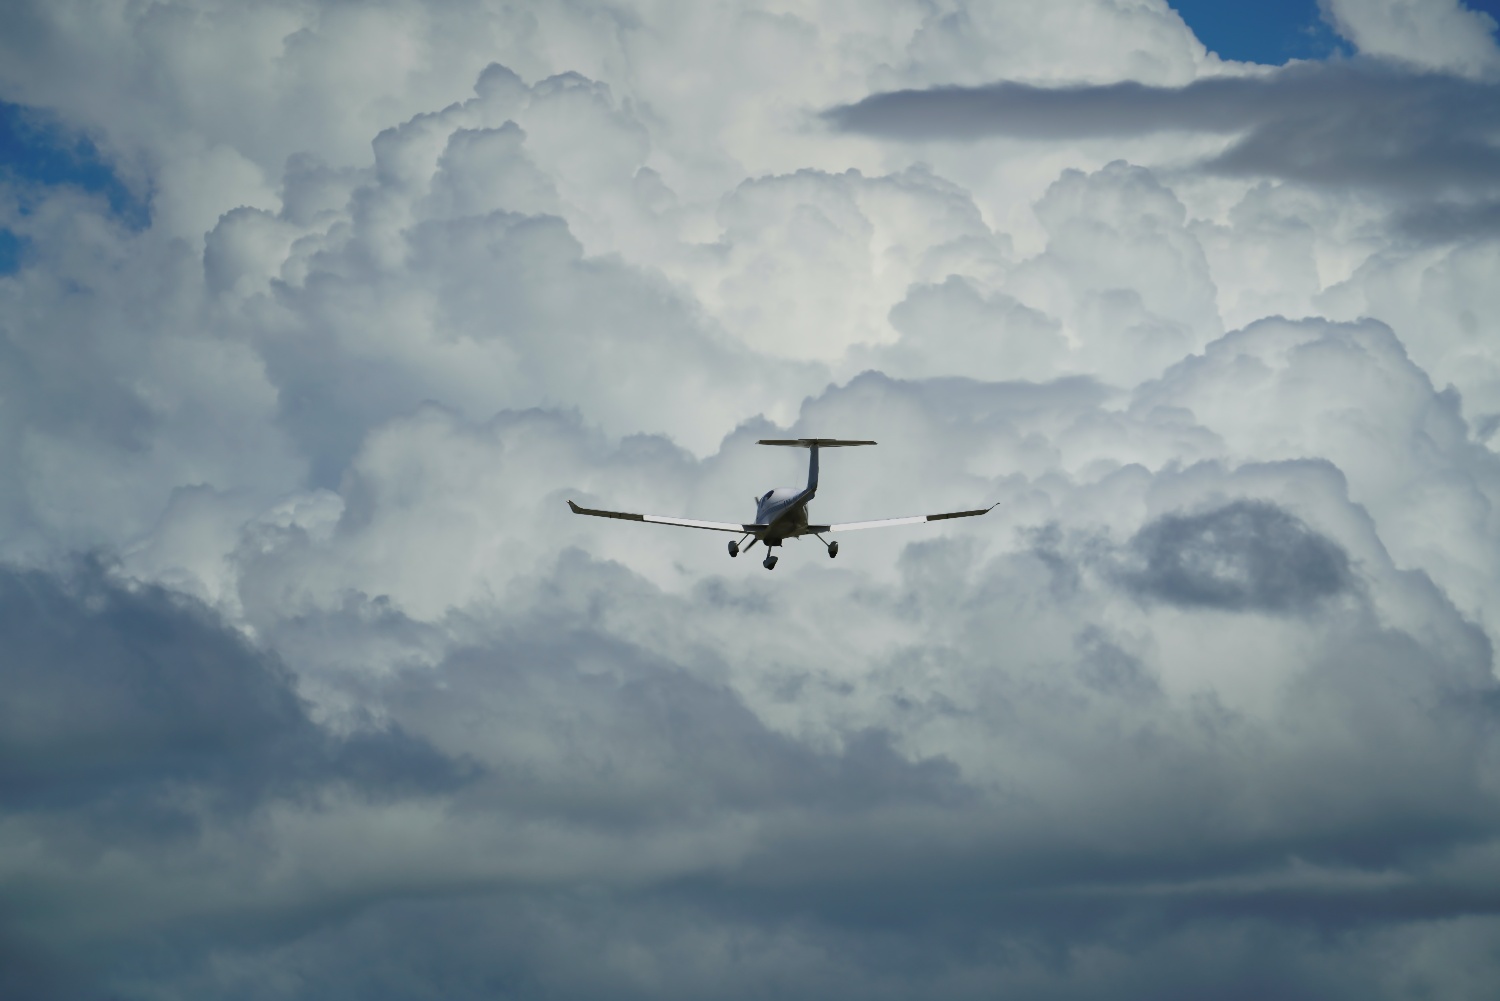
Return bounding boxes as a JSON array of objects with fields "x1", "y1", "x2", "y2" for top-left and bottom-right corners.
[{"x1": 762, "y1": 554, "x2": 778, "y2": 570}]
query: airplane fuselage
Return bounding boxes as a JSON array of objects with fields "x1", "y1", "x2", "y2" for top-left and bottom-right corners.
[{"x1": 754, "y1": 487, "x2": 811, "y2": 545}]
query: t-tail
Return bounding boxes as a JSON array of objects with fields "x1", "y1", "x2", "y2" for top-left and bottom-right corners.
[{"x1": 756, "y1": 438, "x2": 876, "y2": 496}]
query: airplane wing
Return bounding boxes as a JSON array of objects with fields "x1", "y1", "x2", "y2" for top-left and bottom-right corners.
[
  {"x1": 808, "y1": 504, "x2": 997, "y2": 533},
  {"x1": 568, "y1": 500, "x2": 761, "y2": 534}
]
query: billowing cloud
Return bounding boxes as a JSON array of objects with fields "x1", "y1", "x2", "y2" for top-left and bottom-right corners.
[
  {"x1": 0, "y1": 558, "x2": 471, "y2": 812},
  {"x1": 3, "y1": 1, "x2": 1500, "y2": 998},
  {"x1": 1322, "y1": 0, "x2": 1500, "y2": 78}
]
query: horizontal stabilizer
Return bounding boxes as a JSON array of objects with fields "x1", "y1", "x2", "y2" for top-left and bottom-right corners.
[{"x1": 757, "y1": 438, "x2": 876, "y2": 448}]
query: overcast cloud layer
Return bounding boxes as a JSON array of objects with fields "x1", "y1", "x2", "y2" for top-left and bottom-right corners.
[{"x1": 4, "y1": 1, "x2": 1500, "y2": 998}]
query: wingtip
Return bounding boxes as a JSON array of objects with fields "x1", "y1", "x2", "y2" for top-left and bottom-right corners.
[{"x1": 567, "y1": 499, "x2": 581, "y2": 513}]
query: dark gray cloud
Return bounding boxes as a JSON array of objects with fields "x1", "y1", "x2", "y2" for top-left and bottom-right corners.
[
  {"x1": 8, "y1": 378, "x2": 1491, "y2": 1001},
  {"x1": 0, "y1": 559, "x2": 488, "y2": 999},
  {"x1": 827, "y1": 61, "x2": 1500, "y2": 197},
  {"x1": 8, "y1": 532, "x2": 1500, "y2": 1000},
  {"x1": 1395, "y1": 197, "x2": 1500, "y2": 240},
  {"x1": 0, "y1": 559, "x2": 473, "y2": 820},
  {"x1": 0, "y1": 559, "x2": 483, "y2": 998},
  {"x1": 382, "y1": 594, "x2": 971, "y2": 822},
  {"x1": 108, "y1": 890, "x2": 1500, "y2": 1001},
  {"x1": 1118, "y1": 500, "x2": 1354, "y2": 613}
]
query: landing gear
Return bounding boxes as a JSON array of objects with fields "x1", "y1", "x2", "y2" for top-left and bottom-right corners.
[
  {"x1": 728, "y1": 540, "x2": 739, "y2": 557},
  {"x1": 827, "y1": 541, "x2": 838, "y2": 558},
  {"x1": 763, "y1": 554, "x2": 778, "y2": 570}
]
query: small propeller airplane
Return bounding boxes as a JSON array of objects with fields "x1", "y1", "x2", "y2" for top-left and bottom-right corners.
[{"x1": 568, "y1": 438, "x2": 995, "y2": 569}]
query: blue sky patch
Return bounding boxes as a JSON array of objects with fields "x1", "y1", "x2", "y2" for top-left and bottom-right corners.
[
  {"x1": 1169, "y1": 0, "x2": 1350, "y2": 65},
  {"x1": 0, "y1": 227, "x2": 24, "y2": 275},
  {"x1": 0, "y1": 100, "x2": 150, "y2": 232},
  {"x1": 1171, "y1": 0, "x2": 1500, "y2": 66}
]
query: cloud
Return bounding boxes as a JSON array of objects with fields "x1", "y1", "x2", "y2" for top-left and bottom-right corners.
[
  {"x1": 13, "y1": 470, "x2": 1500, "y2": 997},
  {"x1": 8, "y1": 417, "x2": 1500, "y2": 1000},
  {"x1": 826, "y1": 61, "x2": 1500, "y2": 196},
  {"x1": 0, "y1": 558, "x2": 477, "y2": 997},
  {"x1": 0, "y1": 558, "x2": 472, "y2": 816},
  {"x1": 871, "y1": 274, "x2": 1067, "y2": 381},
  {"x1": 1131, "y1": 316, "x2": 1500, "y2": 628},
  {"x1": 124, "y1": 895, "x2": 1500, "y2": 1001},
  {"x1": 1321, "y1": 0, "x2": 1500, "y2": 78},
  {"x1": 4, "y1": 1, "x2": 1500, "y2": 998},
  {"x1": 1117, "y1": 499, "x2": 1355, "y2": 612}
]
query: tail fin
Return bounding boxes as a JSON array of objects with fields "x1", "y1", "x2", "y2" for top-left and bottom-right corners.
[{"x1": 757, "y1": 439, "x2": 874, "y2": 494}]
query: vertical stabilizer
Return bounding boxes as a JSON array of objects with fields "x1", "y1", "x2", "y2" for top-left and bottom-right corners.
[{"x1": 755, "y1": 438, "x2": 875, "y2": 503}]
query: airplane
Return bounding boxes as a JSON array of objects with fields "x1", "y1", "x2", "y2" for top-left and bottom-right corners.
[{"x1": 568, "y1": 438, "x2": 995, "y2": 569}]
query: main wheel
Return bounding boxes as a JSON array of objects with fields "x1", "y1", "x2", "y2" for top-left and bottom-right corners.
[
  {"x1": 763, "y1": 555, "x2": 778, "y2": 570},
  {"x1": 828, "y1": 541, "x2": 838, "y2": 558},
  {"x1": 728, "y1": 541, "x2": 739, "y2": 557}
]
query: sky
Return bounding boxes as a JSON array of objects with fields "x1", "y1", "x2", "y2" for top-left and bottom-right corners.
[
  {"x1": 2, "y1": 1, "x2": 1500, "y2": 998},
  {"x1": 1171, "y1": 0, "x2": 1352, "y2": 63}
]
